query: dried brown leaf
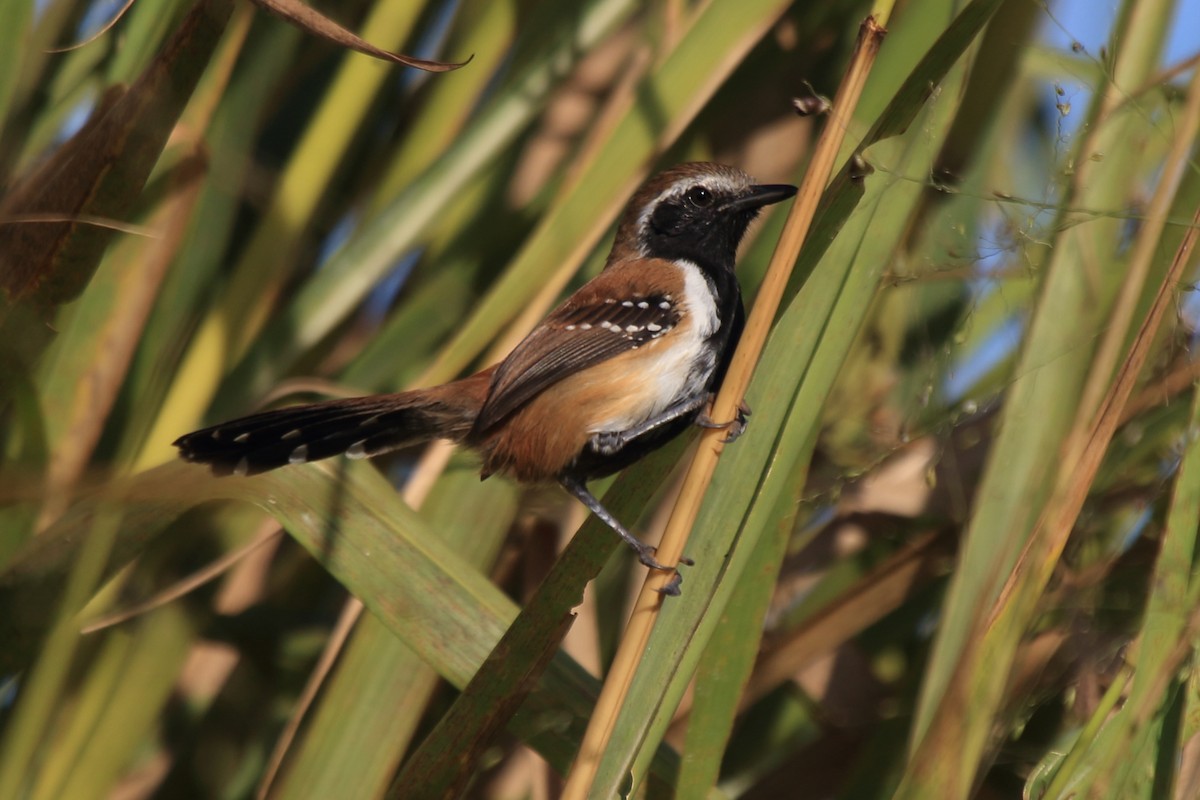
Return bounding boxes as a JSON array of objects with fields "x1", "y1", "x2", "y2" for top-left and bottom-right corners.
[{"x1": 251, "y1": 0, "x2": 471, "y2": 72}]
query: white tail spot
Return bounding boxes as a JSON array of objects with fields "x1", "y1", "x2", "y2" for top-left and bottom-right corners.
[
  {"x1": 234, "y1": 432, "x2": 250, "y2": 443},
  {"x1": 346, "y1": 441, "x2": 369, "y2": 459},
  {"x1": 282, "y1": 429, "x2": 303, "y2": 440},
  {"x1": 289, "y1": 444, "x2": 309, "y2": 464},
  {"x1": 233, "y1": 458, "x2": 250, "y2": 477}
]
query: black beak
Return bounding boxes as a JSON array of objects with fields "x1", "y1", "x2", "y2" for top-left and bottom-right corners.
[{"x1": 722, "y1": 183, "x2": 798, "y2": 214}]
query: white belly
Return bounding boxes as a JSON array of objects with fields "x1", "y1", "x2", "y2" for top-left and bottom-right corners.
[{"x1": 589, "y1": 259, "x2": 719, "y2": 433}]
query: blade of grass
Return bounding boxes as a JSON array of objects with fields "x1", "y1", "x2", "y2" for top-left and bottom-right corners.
[
  {"x1": 1042, "y1": 375, "x2": 1200, "y2": 799},
  {"x1": 675, "y1": 484, "x2": 804, "y2": 797},
  {"x1": 742, "y1": 530, "x2": 951, "y2": 710},
  {"x1": 587, "y1": 0, "x2": 1014, "y2": 790},
  {"x1": 27, "y1": 603, "x2": 194, "y2": 800},
  {"x1": 0, "y1": 502, "x2": 129, "y2": 798},
  {"x1": 35, "y1": 148, "x2": 205, "y2": 528},
  {"x1": 387, "y1": 436, "x2": 691, "y2": 799},
  {"x1": 904, "y1": 0, "x2": 1175, "y2": 762},
  {"x1": 269, "y1": 455, "x2": 517, "y2": 800},
  {"x1": 122, "y1": 18, "x2": 300, "y2": 470},
  {"x1": 199, "y1": 0, "x2": 435, "y2": 366},
  {"x1": 1036, "y1": 80, "x2": 1200, "y2": 800},
  {"x1": 0, "y1": 0, "x2": 31, "y2": 135},
  {"x1": 897, "y1": 36, "x2": 1200, "y2": 794},
  {"x1": 106, "y1": 0, "x2": 191, "y2": 83},
  {"x1": 565, "y1": 10, "x2": 892, "y2": 796},
  {"x1": 366, "y1": 0, "x2": 518, "y2": 207}
]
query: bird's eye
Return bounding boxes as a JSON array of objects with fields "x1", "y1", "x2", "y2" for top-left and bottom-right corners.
[{"x1": 686, "y1": 185, "x2": 713, "y2": 207}]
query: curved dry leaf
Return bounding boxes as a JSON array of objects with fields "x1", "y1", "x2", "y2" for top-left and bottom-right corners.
[
  {"x1": 251, "y1": 0, "x2": 471, "y2": 72},
  {"x1": 45, "y1": 0, "x2": 137, "y2": 53}
]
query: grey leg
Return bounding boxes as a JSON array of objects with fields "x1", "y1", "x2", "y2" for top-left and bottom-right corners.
[{"x1": 559, "y1": 476, "x2": 692, "y2": 579}]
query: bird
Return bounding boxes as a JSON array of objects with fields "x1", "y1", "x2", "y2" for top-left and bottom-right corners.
[{"x1": 175, "y1": 162, "x2": 796, "y2": 588}]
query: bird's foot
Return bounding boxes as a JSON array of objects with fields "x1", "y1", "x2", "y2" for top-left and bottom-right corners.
[
  {"x1": 696, "y1": 400, "x2": 751, "y2": 443},
  {"x1": 635, "y1": 545, "x2": 693, "y2": 596}
]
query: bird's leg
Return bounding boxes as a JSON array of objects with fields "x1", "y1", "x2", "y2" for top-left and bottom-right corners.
[
  {"x1": 588, "y1": 393, "x2": 709, "y2": 456},
  {"x1": 695, "y1": 398, "x2": 752, "y2": 443},
  {"x1": 559, "y1": 475, "x2": 692, "y2": 594}
]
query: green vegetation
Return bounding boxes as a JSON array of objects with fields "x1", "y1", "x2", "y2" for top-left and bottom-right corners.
[{"x1": 1, "y1": 0, "x2": 1198, "y2": 797}]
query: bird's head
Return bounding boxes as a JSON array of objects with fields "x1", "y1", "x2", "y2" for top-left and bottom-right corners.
[{"x1": 611, "y1": 163, "x2": 797, "y2": 271}]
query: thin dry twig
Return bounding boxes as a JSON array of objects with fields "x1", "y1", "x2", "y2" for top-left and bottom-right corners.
[{"x1": 80, "y1": 527, "x2": 284, "y2": 634}]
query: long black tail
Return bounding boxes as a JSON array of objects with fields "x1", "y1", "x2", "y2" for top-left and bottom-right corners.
[{"x1": 174, "y1": 372, "x2": 492, "y2": 477}]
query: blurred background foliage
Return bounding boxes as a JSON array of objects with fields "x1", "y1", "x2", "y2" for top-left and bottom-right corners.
[{"x1": 0, "y1": 0, "x2": 1198, "y2": 797}]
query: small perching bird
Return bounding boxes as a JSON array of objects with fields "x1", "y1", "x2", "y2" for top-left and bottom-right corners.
[{"x1": 175, "y1": 163, "x2": 796, "y2": 586}]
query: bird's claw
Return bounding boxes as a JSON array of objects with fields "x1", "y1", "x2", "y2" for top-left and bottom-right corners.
[
  {"x1": 637, "y1": 547, "x2": 693, "y2": 596},
  {"x1": 656, "y1": 573, "x2": 683, "y2": 596},
  {"x1": 695, "y1": 402, "x2": 750, "y2": 443}
]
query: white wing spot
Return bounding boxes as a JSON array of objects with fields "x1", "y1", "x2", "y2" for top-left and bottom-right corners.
[
  {"x1": 637, "y1": 301, "x2": 649, "y2": 309},
  {"x1": 659, "y1": 301, "x2": 671, "y2": 310},
  {"x1": 621, "y1": 300, "x2": 634, "y2": 307},
  {"x1": 625, "y1": 324, "x2": 640, "y2": 333},
  {"x1": 647, "y1": 323, "x2": 662, "y2": 332},
  {"x1": 234, "y1": 432, "x2": 250, "y2": 444},
  {"x1": 289, "y1": 444, "x2": 309, "y2": 464},
  {"x1": 605, "y1": 298, "x2": 616, "y2": 304},
  {"x1": 579, "y1": 323, "x2": 592, "y2": 330},
  {"x1": 565, "y1": 324, "x2": 576, "y2": 331}
]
